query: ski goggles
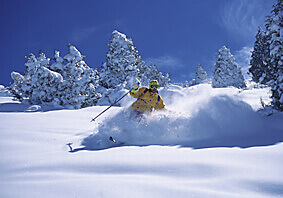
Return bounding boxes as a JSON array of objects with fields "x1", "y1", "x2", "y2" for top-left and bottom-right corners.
[{"x1": 150, "y1": 84, "x2": 158, "y2": 89}]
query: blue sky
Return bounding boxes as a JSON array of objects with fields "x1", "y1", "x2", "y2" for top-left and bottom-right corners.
[{"x1": 0, "y1": 0, "x2": 276, "y2": 86}]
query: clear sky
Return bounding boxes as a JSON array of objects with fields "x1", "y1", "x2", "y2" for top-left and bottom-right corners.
[{"x1": 0, "y1": 0, "x2": 276, "y2": 86}]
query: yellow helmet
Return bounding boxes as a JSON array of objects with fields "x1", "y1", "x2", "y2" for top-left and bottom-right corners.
[{"x1": 149, "y1": 80, "x2": 159, "y2": 89}]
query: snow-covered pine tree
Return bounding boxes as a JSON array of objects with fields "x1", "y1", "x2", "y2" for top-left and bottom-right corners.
[
  {"x1": 139, "y1": 61, "x2": 152, "y2": 87},
  {"x1": 249, "y1": 27, "x2": 271, "y2": 84},
  {"x1": 28, "y1": 60, "x2": 63, "y2": 105},
  {"x1": 100, "y1": 30, "x2": 170, "y2": 89},
  {"x1": 272, "y1": 70, "x2": 283, "y2": 110},
  {"x1": 21, "y1": 53, "x2": 44, "y2": 99},
  {"x1": 137, "y1": 56, "x2": 153, "y2": 87},
  {"x1": 268, "y1": 0, "x2": 283, "y2": 110},
  {"x1": 27, "y1": 53, "x2": 62, "y2": 104},
  {"x1": 139, "y1": 64, "x2": 170, "y2": 87},
  {"x1": 60, "y1": 45, "x2": 100, "y2": 108},
  {"x1": 9, "y1": 46, "x2": 100, "y2": 108},
  {"x1": 195, "y1": 64, "x2": 208, "y2": 84},
  {"x1": 50, "y1": 50, "x2": 64, "y2": 73},
  {"x1": 266, "y1": 0, "x2": 283, "y2": 82},
  {"x1": 37, "y1": 51, "x2": 50, "y2": 68},
  {"x1": 212, "y1": 46, "x2": 246, "y2": 88},
  {"x1": 8, "y1": 53, "x2": 63, "y2": 104},
  {"x1": 149, "y1": 65, "x2": 170, "y2": 87},
  {"x1": 99, "y1": 30, "x2": 140, "y2": 89}
]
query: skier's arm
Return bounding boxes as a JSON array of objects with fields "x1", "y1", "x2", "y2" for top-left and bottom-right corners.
[{"x1": 130, "y1": 87, "x2": 147, "y2": 98}]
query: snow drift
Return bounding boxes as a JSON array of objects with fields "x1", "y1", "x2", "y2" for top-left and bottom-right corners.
[{"x1": 82, "y1": 84, "x2": 281, "y2": 151}]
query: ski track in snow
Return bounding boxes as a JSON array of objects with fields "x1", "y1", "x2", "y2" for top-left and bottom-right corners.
[{"x1": 1, "y1": 84, "x2": 283, "y2": 198}]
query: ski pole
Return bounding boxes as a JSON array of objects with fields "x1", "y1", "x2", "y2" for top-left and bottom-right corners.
[{"x1": 91, "y1": 90, "x2": 131, "y2": 122}]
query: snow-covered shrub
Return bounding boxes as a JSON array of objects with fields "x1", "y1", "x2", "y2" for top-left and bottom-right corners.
[
  {"x1": 212, "y1": 46, "x2": 246, "y2": 88},
  {"x1": 9, "y1": 72, "x2": 25, "y2": 100},
  {"x1": 9, "y1": 45, "x2": 100, "y2": 109},
  {"x1": 9, "y1": 53, "x2": 64, "y2": 104},
  {"x1": 245, "y1": 79, "x2": 269, "y2": 90},
  {"x1": 0, "y1": 85, "x2": 11, "y2": 97}
]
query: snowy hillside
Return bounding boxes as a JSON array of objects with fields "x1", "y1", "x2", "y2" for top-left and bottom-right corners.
[{"x1": 1, "y1": 84, "x2": 283, "y2": 198}]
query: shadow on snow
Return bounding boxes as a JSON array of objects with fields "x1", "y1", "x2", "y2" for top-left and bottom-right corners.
[{"x1": 0, "y1": 101, "x2": 66, "y2": 113}]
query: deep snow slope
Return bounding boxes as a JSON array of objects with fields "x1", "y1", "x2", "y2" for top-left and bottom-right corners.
[
  {"x1": 0, "y1": 84, "x2": 283, "y2": 198},
  {"x1": 83, "y1": 84, "x2": 282, "y2": 150}
]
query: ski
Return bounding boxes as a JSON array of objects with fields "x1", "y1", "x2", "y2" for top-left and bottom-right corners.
[{"x1": 109, "y1": 136, "x2": 125, "y2": 144}]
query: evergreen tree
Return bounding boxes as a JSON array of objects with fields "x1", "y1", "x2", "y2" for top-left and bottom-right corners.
[
  {"x1": 145, "y1": 65, "x2": 170, "y2": 87},
  {"x1": 12, "y1": 53, "x2": 63, "y2": 104},
  {"x1": 99, "y1": 30, "x2": 140, "y2": 89},
  {"x1": 263, "y1": 0, "x2": 283, "y2": 87},
  {"x1": 212, "y1": 46, "x2": 246, "y2": 88},
  {"x1": 139, "y1": 62, "x2": 152, "y2": 87},
  {"x1": 100, "y1": 30, "x2": 170, "y2": 89},
  {"x1": 23, "y1": 53, "x2": 47, "y2": 99},
  {"x1": 9, "y1": 45, "x2": 100, "y2": 109},
  {"x1": 28, "y1": 60, "x2": 63, "y2": 104},
  {"x1": 60, "y1": 45, "x2": 100, "y2": 108},
  {"x1": 269, "y1": 0, "x2": 283, "y2": 110},
  {"x1": 138, "y1": 57, "x2": 152, "y2": 86},
  {"x1": 249, "y1": 27, "x2": 270, "y2": 84},
  {"x1": 50, "y1": 50, "x2": 64, "y2": 73},
  {"x1": 195, "y1": 64, "x2": 208, "y2": 84},
  {"x1": 37, "y1": 51, "x2": 50, "y2": 68},
  {"x1": 272, "y1": 71, "x2": 283, "y2": 110}
]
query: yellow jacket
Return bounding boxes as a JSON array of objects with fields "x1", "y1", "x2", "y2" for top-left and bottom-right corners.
[{"x1": 130, "y1": 87, "x2": 165, "y2": 113}]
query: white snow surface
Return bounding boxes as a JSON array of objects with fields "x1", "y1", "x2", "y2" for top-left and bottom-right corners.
[{"x1": 1, "y1": 84, "x2": 283, "y2": 198}]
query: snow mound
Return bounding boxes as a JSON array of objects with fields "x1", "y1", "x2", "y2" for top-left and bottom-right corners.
[
  {"x1": 26, "y1": 105, "x2": 42, "y2": 112},
  {"x1": 0, "y1": 85, "x2": 11, "y2": 96},
  {"x1": 82, "y1": 84, "x2": 280, "y2": 150}
]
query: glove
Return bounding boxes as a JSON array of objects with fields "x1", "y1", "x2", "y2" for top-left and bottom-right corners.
[
  {"x1": 132, "y1": 83, "x2": 139, "y2": 90},
  {"x1": 131, "y1": 83, "x2": 139, "y2": 94}
]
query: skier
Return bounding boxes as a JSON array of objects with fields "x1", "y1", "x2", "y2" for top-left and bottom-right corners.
[
  {"x1": 130, "y1": 80, "x2": 165, "y2": 116},
  {"x1": 109, "y1": 80, "x2": 165, "y2": 144}
]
